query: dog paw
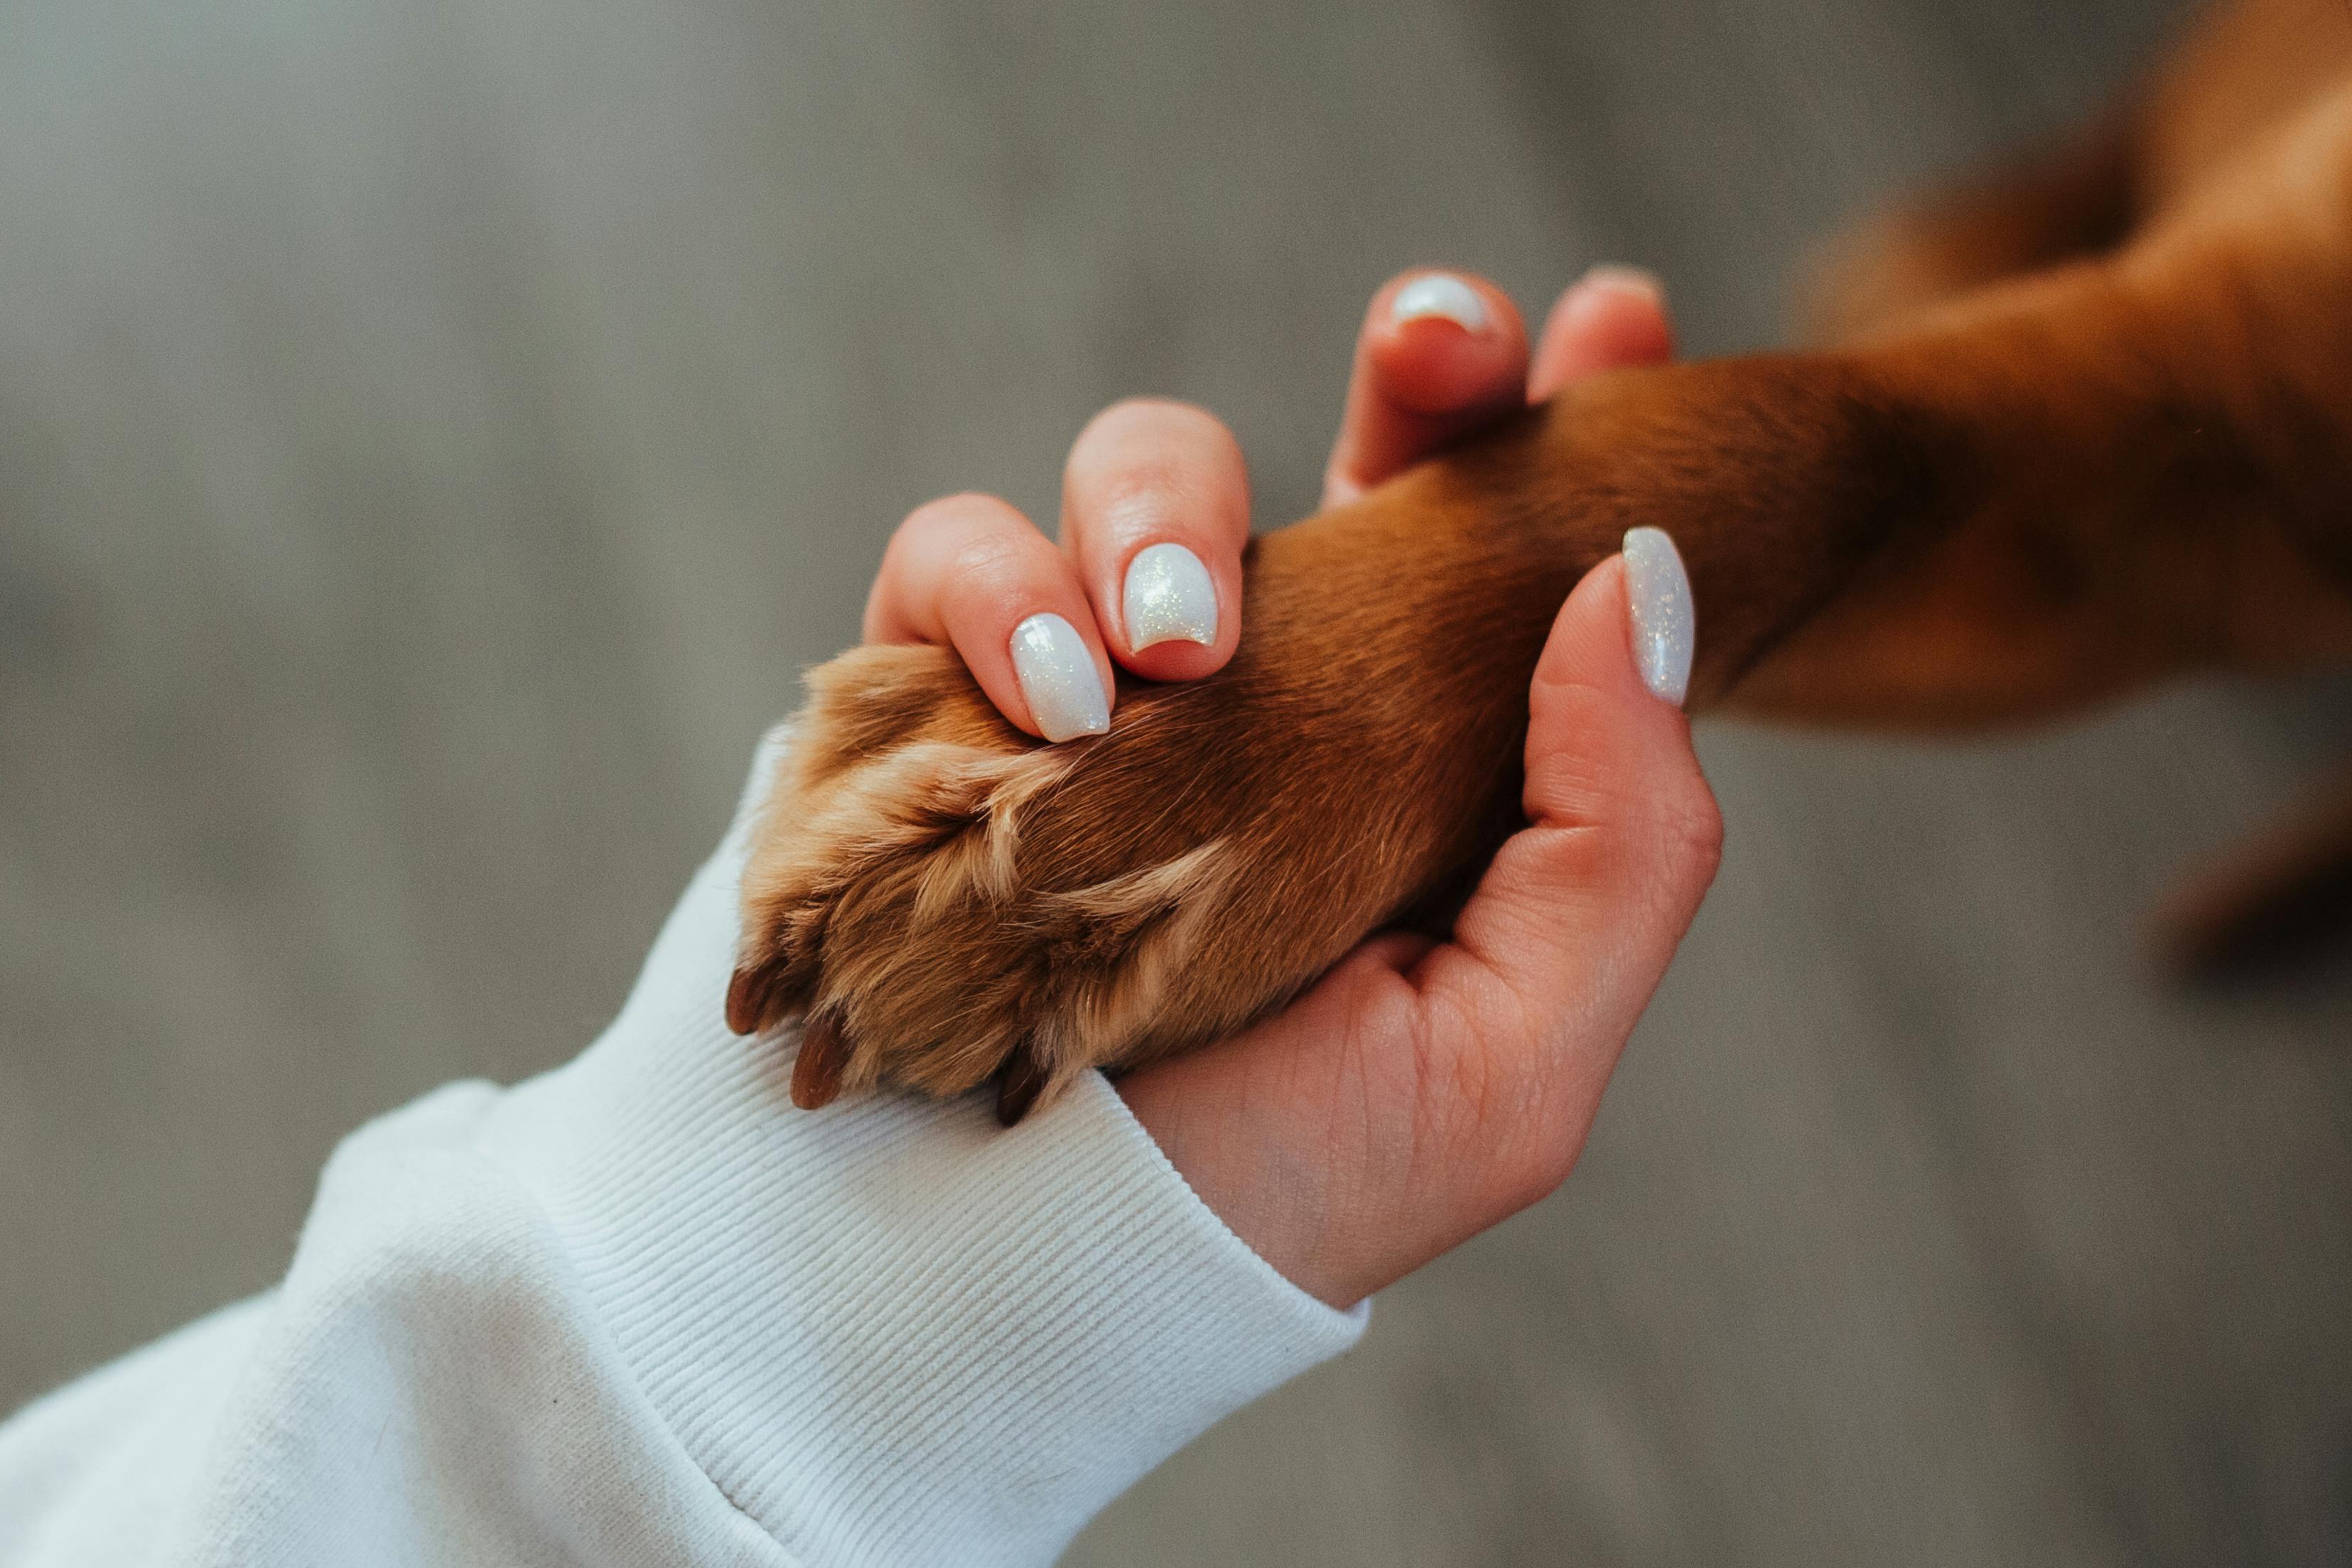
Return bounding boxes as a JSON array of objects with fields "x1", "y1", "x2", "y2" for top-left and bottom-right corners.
[
  {"x1": 727, "y1": 642, "x2": 1264, "y2": 1123},
  {"x1": 723, "y1": 464, "x2": 1603, "y2": 1123}
]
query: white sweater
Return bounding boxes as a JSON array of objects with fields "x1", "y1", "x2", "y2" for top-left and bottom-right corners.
[{"x1": 0, "y1": 732, "x2": 1366, "y2": 1566}]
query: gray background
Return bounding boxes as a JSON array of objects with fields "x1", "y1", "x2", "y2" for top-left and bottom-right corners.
[{"x1": 4, "y1": 0, "x2": 2350, "y2": 1562}]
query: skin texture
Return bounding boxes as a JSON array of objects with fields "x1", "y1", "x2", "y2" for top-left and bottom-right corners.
[{"x1": 728, "y1": 0, "x2": 2352, "y2": 1298}]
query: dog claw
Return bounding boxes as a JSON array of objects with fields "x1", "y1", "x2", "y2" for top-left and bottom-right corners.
[
  {"x1": 790, "y1": 1013, "x2": 851, "y2": 1110},
  {"x1": 725, "y1": 963, "x2": 781, "y2": 1036}
]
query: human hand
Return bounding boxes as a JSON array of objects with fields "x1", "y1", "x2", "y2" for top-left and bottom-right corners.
[
  {"x1": 859, "y1": 265, "x2": 1676, "y2": 736},
  {"x1": 863, "y1": 266, "x2": 1713, "y2": 1306}
]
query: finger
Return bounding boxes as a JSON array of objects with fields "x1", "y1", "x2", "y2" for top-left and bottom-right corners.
[
  {"x1": 863, "y1": 493, "x2": 1115, "y2": 742},
  {"x1": 1414, "y1": 531, "x2": 1720, "y2": 1152},
  {"x1": 1322, "y1": 269, "x2": 1530, "y2": 507},
  {"x1": 1060, "y1": 399, "x2": 1248, "y2": 681},
  {"x1": 1528, "y1": 266, "x2": 1676, "y2": 401}
]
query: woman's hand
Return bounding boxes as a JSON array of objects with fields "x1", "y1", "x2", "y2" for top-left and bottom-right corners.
[
  {"x1": 861, "y1": 266, "x2": 1676, "y2": 737},
  {"x1": 1119, "y1": 541, "x2": 1719, "y2": 1307},
  {"x1": 865, "y1": 265, "x2": 1713, "y2": 1307}
]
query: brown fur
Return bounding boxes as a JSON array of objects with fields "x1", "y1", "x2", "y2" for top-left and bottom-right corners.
[{"x1": 733, "y1": 0, "x2": 2352, "y2": 1116}]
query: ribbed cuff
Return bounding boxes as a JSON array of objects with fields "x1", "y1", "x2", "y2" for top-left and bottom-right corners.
[{"x1": 482, "y1": 732, "x2": 1365, "y2": 1565}]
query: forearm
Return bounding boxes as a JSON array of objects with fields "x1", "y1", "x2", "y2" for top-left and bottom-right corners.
[{"x1": 0, "y1": 731, "x2": 1363, "y2": 1567}]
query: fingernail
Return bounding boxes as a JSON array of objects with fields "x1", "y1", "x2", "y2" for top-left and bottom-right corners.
[
  {"x1": 1580, "y1": 264, "x2": 1666, "y2": 306},
  {"x1": 1010, "y1": 613, "x2": 1111, "y2": 741},
  {"x1": 1122, "y1": 542, "x2": 1218, "y2": 651},
  {"x1": 1391, "y1": 272, "x2": 1489, "y2": 332},
  {"x1": 1622, "y1": 526, "x2": 1694, "y2": 706}
]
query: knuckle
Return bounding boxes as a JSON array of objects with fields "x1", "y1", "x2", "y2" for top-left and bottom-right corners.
[
  {"x1": 1506, "y1": 820, "x2": 1621, "y2": 893},
  {"x1": 1081, "y1": 396, "x2": 1199, "y2": 453},
  {"x1": 949, "y1": 528, "x2": 1035, "y2": 582},
  {"x1": 899, "y1": 492, "x2": 1017, "y2": 550},
  {"x1": 1081, "y1": 401, "x2": 1242, "y2": 484},
  {"x1": 1651, "y1": 779, "x2": 1725, "y2": 882},
  {"x1": 1098, "y1": 465, "x2": 1187, "y2": 521}
]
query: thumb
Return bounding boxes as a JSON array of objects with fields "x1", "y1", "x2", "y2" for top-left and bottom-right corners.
[{"x1": 1430, "y1": 529, "x2": 1721, "y2": 1060}]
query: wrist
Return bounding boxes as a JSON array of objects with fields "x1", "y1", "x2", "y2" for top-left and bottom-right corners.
[{"x1": 1118, "y1": 1047, "x2": 1378, "y2": 1311}]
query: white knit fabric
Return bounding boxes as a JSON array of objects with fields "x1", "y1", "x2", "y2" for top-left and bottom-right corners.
[{"x1": 0, "y1": 730, "x2": 1366, "y2": 1566}]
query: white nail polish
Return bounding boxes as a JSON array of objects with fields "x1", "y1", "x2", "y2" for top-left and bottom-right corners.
[
  {"x1": 1122, "y1": 542, "x2": 1218, "y2": 651},
  {"x1": 1622, "y1": 526, "x2": 1694, "y2": 706},
  {"x1": 1391, "y1": 272, "x2": 1489, "y2": 332},
  {"x1": 1010, "y1": 613, "x2": 1111, "y2": 741}
]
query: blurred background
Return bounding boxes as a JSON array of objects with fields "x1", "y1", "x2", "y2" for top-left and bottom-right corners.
[{"x1": 4, "y1": 0, "x2": 2350, "y2": 1561}]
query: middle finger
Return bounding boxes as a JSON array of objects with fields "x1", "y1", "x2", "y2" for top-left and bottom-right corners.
[{"x1": 1060, "y1": 398, "x2": 1251, "y2": 682}]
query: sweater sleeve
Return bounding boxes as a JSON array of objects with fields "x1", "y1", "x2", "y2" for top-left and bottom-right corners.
[{"x1": 0, "y1": 729, "x2": 1366, "y2": 1567}]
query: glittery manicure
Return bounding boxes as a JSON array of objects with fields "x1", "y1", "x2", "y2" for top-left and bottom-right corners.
[
  {"x1": 1122, "y1": 542, "x2": 1218, "y2": 651},
  {"x1": 1009, "y1": 612, "x2": 1111, "y2": 741},
  {"x1": 1622, "y1": 526, "x2": 1694, "y2": 706}
]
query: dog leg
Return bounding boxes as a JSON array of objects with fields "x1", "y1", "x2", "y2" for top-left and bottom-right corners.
[
  {"x1": 1740, "y1": 86, "x2": 2352, "y2": 726},
  {"x1": 1801, "y1": 118, "x2": 2139, "y2": 346},
  {"x1": 732, "y1": 92, "x2": 2352, "y2": 1112}
]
